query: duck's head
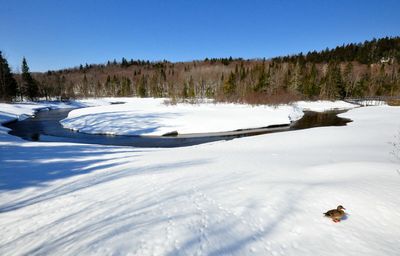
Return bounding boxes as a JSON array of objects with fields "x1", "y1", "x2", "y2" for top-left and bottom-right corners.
[{"x1": 337, "y1": 205, "x2": 346, "y2": 210}]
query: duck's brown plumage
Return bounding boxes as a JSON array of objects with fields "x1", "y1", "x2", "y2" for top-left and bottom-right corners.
[{"x1": 324, "y1": 205, "x2": 346, "y2": 222}]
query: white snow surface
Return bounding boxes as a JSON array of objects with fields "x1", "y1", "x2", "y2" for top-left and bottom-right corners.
[
  {"x1": 293, "y1": 100, "x2": 356, "y2": 112},
  {"x1": 1, "y1": 100, "x2": 400, "y2": 256},
  {"x1": 60, "y1": 98, "x2": 356, "y2": 136}
]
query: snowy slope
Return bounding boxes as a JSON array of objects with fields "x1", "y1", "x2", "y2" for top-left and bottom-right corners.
[
  {"x1": 60, "y1": 98, "x2": 356, "y2": 136},
  {"x1": 1, "y1": 101, "x2": 400, "y2": 256}
]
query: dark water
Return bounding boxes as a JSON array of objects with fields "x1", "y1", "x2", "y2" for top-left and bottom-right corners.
[
  {"x1": 4, "y1": 109, "x2": 351, "y2": 148},
  {"x1": 291, "y1": 110, "x2": 351, "y2": 129}
]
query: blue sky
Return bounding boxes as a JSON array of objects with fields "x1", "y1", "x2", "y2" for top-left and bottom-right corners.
[{"x1": 1, "y1": 0, "x2": 399, "y2": 72}]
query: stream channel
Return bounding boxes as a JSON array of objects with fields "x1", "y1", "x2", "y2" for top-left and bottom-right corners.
[{"x1": 4, "y1": 108, "x2": 351, "y2": 148}]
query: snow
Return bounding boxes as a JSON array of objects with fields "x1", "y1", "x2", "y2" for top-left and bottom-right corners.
[
  {"x1": 293, "y1": 100, "x2": 357, "y2": 112},
  {"x1": 60, "y1": 98, "x2": 357, "y2": 136},
  {"x1": 1, "y1": 99, "x2": 400, "y2": 256}
]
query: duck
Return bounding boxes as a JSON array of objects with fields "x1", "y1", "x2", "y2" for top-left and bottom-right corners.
[{"x1": 324, "y1": 205, "x2": 346, "y2": 222}]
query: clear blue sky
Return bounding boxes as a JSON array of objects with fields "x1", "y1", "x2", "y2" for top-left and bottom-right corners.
[{"x1": 1, "y1": 0, "x2": 399, "y2": 72}]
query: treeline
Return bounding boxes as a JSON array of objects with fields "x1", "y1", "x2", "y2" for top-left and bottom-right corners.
[
  {"x1": 274, "y1": 36, "x2": 400, "y2": 64},
  {"x1": 1, "y1": 36, "x2": 400, "y2": 103},
  {"x1": 1, "y1": 52, "x2": 39, "y2": 101}
]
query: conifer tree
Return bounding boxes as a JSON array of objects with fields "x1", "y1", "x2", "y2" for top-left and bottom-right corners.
[
  {"x1": 321, "y1": 61, "x2": 344, "y2": 99},
  {"x1": 376, "y1": 64, "x2": 389, "y2": 95},
  {"x1": 0, "y1": 51, "x2": 18, "y2": 101},
  {"x1": 120, "y1": 77, "x2": 132, "y2": 96},
  {"x1": 95, "y1": 81, "x2": 103, "y2": 97},
  {"x1": 290, "y1": 61, "x2": 303, "y2": 92},
  {"x1": 223, "y1": 72, "x2": 236, "y2": 95},
  {"x1": 182, "y1": 81, "x2": 188, "y2": 99},
  {"x1": 81, "y1": 74, "x2": 89, "y2": 97},
  {"x1": 105, "y1": 75, "x2": 112, "y2": 95},
  {"x1": 65, "y1": 81, "x2": 75, "y2": 99},
  {"x1": 254, "y1": 64, "x2": 270, "y2": 92},
  {"x1": 21, "y1": 57, "x2": 39, "y2": 100},
  {"x1": 302, "y1": 63, "x2": 319, "y2": 98},
  {"x1": 188, "y1": 76, "x2": 195, "y2": 98},
  {"x1": 343, "y1": 62, "x2": 354, "y2": 97},
  {"x1": 308, "y1": 63, "x2": 320, "y2": 97},
  {"x1": 111, "y1": 75, "x2": 120, "y2": 96},
  {"x1": 121, "y1": 57, "x2": 129, "y2": 68},
  {"x1": 137, "y1": 75, "x2": 147, "y2": 97}
]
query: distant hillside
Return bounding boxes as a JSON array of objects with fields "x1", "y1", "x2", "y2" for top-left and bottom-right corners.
[
  {"x1": 4, "y1": 36, "x2": 400, "y2": 103},
  {"x1": 274, "y1": 36, "x2": 400, "y2": 64}
]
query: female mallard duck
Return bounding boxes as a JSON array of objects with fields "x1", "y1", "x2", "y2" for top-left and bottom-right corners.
[{"x1": 324, "y1": 205, "x2": 346, "y2": 222}]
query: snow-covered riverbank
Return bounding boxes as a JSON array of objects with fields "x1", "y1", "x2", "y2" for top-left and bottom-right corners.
[
  {"x1": 60, "y1": 98, "x2": 356, "y2": 135},
  {"x1": 1, "y1": 99, "x2": 399, "y2": 255},
  {"x1": 0, "y1": 99, "x2": 109, "y2": 133}
]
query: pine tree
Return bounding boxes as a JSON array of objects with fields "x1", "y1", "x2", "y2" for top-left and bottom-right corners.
[
  {"x1": 289, "y1": 61, "x2": 303, "y2": 92},
  {"x1": 65, "y1": 81, "x2": 75, "y2": 99},
  {"x1": 321, "y1": 61, "x2": 345, "y2": 99},
  {"x1": 223, "y1": 72, "x2": 236, "y2": 95},
  {"x1": 105, "y1": 75, "x2": 112, "y2": 95},
  {"x1": 137, "y1": 75, "x2": 147, "y2": 97},
  {"x1": 343, "y1": 62, "x2": 354, "y2": 97},
  {"x1": 111, "y1": 75, "x2": 120, "y2": 96},
  {"x1": 120, "y1": 77, "x2": 132, "y2": 96},
  {"x1": 121, "y1": 57, "x2": 129, "y2": 68},
  {"x1": 188, "y1": 76, "x2": 195, "y2": 98},
  {"x1": 95, "y1": 81, "x2": 103, "y2": 97},
  {"x1": 81, "y1": 74, "x2": 89, "y2": 97},
  {"x1": 21, "y1": 57, "x2": 39, "y2": 100},
  {"x1": 253, "y1": 64, "x2": 270, "y2": 92},
  {"x1": 302, "y1": 63, "x2": 319, "y2": 98},
  {"x1": 0, "y1": 51, "x2": 18, "y2": 101},
  {"x1": 376, "y1": 64, "x2": 389, "y2": 95},
  {"x1": 182, "y1": 81, "x2": 188, "y2": 99}
]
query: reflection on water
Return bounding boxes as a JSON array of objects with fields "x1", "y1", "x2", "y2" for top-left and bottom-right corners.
[
  {"x1": 291, "y1": 110, "x2": 351, "y2": 130},
  {"x1": 4, "y1": 109, "x2": 351, "y2": 148}
]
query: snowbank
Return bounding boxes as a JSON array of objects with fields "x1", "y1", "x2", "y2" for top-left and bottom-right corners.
[
  {"x1": 293, "y1": 100, "x2": 357, "y2": 112},
  {"x1": 60, "y1": 98, "x2": 357, "y2": 136}
]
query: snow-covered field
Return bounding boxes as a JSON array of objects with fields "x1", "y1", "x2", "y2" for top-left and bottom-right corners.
[
  {"x1": 1, "y1": 99, "x2": 400, "y2": 255},
  {"x1": 60, "y1": 98, "x2": 356, "y2": 136}
]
